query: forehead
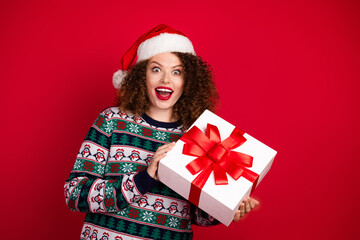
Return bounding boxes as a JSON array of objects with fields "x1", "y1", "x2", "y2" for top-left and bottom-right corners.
[{"x1": 148, "y1": 52, "x2": 182, "y2": 67}]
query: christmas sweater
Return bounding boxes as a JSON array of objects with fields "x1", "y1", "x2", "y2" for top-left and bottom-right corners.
[{"x1": 64, "y1": 107, "x2": 219, "y2": 240}]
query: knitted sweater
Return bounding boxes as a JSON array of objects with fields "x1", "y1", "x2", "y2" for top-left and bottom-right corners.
[{"x1": 64, "y1": 107, "x2": 219, "y2": 240}]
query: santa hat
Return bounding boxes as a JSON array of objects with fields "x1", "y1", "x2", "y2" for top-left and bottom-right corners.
[{"x1": 113, "y1": 24, "x2": 196, "y2": 89}]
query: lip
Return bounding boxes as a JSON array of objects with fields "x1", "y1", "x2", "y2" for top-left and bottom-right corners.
[{"x1": 155, "y1": 86, "x2": 174, "y2": 101}]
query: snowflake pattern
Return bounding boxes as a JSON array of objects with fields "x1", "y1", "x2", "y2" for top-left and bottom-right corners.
[
  {"x1": 95, "y1": 115, "x2": 105, "y2": 127},
  {"x1": 105, "y1": 164, "x2": 111, "y2": 173},
  {"x1": 128, "y1": 123, "x2": 140, "y2": 133},
  {"x1": 96, "y1": 164, "x2": 104, "y2": 173},
  {"x1": 155, "y1": 131, "x2": 167, "y2": 141},
  {"x1": 104, "y1": 120, "x2": 116, "y2": 134},
  {"x1": 71, "y1": 187, "x2": 80, "y2": 197},
  {"x1": 128, "y1": 208, "x2": 140, "y2": 219},
  {"x1": 168, "y1": 217, "x2": 179, "y2": 228},
  {"x1": 142, "y1": 211, "x2": 154, "y2": 222},
  {"x1": 156, "y1": 214, "x2": 167, "y2": 225},
  {"x1": 104, "y1": 185, "x2": 113, "y2": 195},
  {"x1": 83, "y1": 161, "x2": 94, "y2": 172},
  {"x1": 104, "y1": 198, "x2": 115, "y2": 208},
  {"x1": 74, "y1": 159, "x2": 82, "y2": 170},
  {"x1": 118, "y1": 208, "x2": 127, "y2": 216},
  {"x1": 122, "y1": 163, "x2": 133, "y2": 173}
]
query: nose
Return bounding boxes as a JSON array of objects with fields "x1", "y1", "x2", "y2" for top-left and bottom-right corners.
[{"x1": 160, "y1": 71, "x2": 171, "y2": 83}]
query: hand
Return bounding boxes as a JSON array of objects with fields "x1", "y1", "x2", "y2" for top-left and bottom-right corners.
[
  {"x1": 233, "y1": 197, "x2": 260, "y2": 222},
  {"x1": 147, "y1": 142, "x2": 175, "y2": 180}
]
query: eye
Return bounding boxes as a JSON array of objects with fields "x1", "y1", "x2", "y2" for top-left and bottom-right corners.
[
  {"x1": 152, "y1": 67, "x2": 161, "y2": 73},
  {"x1": 172, "y1": 70, "x2": 181, "y2": 75}
]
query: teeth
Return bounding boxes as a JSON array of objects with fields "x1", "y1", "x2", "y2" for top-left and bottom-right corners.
[{"x1": 156, "y1": 88, "x2": 173, "y2": 93}]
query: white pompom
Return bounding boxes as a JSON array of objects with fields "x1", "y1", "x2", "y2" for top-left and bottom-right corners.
[{"x1": 112, "y1": 70, "x2": 128, "y2": 89}]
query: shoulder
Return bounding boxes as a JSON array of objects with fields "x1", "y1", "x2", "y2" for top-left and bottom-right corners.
[
  {"x1": 97, "y1": 106, "x2": 137, "y2": 121},
  {"x1": 95, "y1": 107, "x2": 146, "y2": 129},
  {"x1": 92, "y1": 107, "x2": 140, "y2": 135}
]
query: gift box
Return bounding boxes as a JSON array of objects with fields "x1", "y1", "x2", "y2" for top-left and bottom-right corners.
[{"x1": 158, "y1": 110, "x2": 277, "y2": 226}]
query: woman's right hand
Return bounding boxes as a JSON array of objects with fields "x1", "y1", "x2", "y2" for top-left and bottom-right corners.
[
  {"x1": 233, "y1": 197, "x2": 260, "y2": 222},
  {"x1": 147, "y1": 142, "x2": 175, "y2": 180}
]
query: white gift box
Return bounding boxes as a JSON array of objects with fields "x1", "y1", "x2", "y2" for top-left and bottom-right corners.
[{"x1": 158, "y1": 110, "x2": 277, "y2": 226}]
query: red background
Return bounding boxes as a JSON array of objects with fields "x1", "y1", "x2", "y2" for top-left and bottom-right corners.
[{"x1": 1, "y1": 0, "x2": 359, "y2": 239}]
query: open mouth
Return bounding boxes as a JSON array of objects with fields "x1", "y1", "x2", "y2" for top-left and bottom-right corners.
[{"x1": 155, "y1": 87, "x2": 174, "y2": 100}]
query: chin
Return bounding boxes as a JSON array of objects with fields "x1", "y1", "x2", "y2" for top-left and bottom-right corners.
[{"x1": 156, "y1": 103, "x2": 175, "y2": 111}]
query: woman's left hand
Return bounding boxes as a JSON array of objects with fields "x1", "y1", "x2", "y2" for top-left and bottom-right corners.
[
  {"x1": 147, "y1": 142, "x2": 175, "y2": 180},
  {"x1": 233, "y1": 197, "x2": 259, "y2": 222}
]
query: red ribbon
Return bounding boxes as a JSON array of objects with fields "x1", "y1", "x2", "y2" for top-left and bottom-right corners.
[{"x1": 181, "y1": 124, "x2": 259, "y2": 206}]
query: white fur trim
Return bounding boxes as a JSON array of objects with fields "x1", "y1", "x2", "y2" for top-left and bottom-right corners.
[
  {"x1": 112, "y1": 70, "x2": 128, "y2": 89},
  {"x1": 136, "y1": 33, "x2": 196, "y2": 62}
]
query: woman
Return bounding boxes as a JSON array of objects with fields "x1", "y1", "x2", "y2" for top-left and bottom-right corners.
[{"x1": 64, "y1": 24, "x2": 258, "y2": 240}]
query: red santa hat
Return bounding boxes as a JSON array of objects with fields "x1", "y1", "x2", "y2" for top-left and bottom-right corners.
[{"x1": 113, "y1": 24, "x2": 196, "y2": 89}]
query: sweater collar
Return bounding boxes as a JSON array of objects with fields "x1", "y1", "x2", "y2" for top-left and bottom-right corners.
[{"x1": 142, "y1": 113, "x2": 181, "y2": 129}]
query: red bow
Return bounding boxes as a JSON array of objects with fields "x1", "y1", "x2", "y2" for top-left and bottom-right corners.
[{"x1": 181, "y1": 124, "x2": 259, "y2": 206}]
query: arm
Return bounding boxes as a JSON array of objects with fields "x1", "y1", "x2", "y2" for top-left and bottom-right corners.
[{"x1": 64, "y1": 110, "x2": 158, "y2": 213}]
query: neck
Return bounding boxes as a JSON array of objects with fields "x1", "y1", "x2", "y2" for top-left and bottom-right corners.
[{"x1": 145, "y1": 108, "x2": 176, "y2": 123}]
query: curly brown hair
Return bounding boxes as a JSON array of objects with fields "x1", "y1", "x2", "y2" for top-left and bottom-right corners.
[{"x1": 115, "y1": 52, "x2": 219, "y2": 128}]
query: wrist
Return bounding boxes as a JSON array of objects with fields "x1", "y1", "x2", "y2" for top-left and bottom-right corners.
[
  {"x1": 134, "y1": 169, "x2": 159, "y2": 195},
  {"x1": 147, "y1": 168, "x2": 156, "y2": 179}
]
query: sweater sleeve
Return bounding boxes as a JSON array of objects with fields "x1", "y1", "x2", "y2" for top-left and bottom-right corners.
[{"x1": 64, "y1": 110, "x2": 158, "y2": 213}]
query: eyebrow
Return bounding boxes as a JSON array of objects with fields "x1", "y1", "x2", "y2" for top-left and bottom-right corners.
[{"x1": 149, "y1": 61, "x2": 183, "y2": 68}]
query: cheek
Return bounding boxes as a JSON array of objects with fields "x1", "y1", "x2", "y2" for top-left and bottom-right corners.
[
  {"x1": 145, "y1": 70, "x2": 159, "y2": 87},
  {"x1": 145, "y1": 73, "x2": 150, "y2": 88},
  {"x1": 145, "y1": 84, "x2": 153, "y2": 99},
  {"x1": 145, "y1": 74, "x2": 153, "y2": 95},
  {"x1": 177, "y1": 78, "x2": 185, "y2": 95}
]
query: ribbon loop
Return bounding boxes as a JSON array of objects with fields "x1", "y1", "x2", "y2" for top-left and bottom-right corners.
[
  {"x1": 181, "y1": 126, "x2": 214, "y2": 152},
  {"x1": 206, "y1": 124, "x2": 221, "y2": 143},
  {"x1": 221, "y1": 128, "x2": 247, "y2": 150},
  {"x1": 180, "y1": 123, "x2": 259, "y2": 205},
  {"x1": 228, "y1": 151, "x2": 253, "y2": 168}
]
